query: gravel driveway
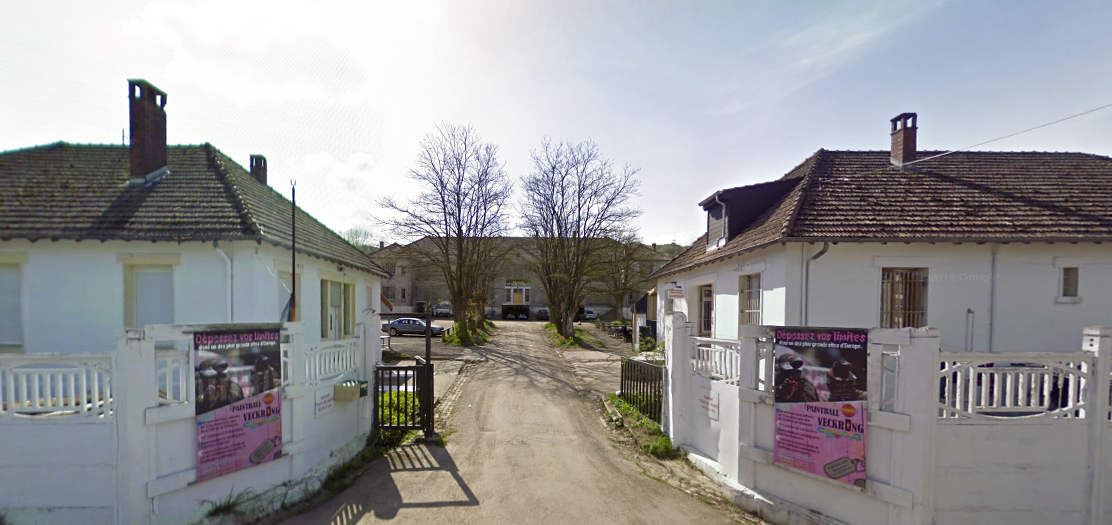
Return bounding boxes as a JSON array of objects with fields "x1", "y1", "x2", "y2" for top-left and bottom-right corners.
[{"x1": 281, "y1": 321, "x2": 745, "y2": 524}]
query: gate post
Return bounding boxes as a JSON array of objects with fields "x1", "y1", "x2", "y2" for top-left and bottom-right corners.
[
  {"x1": 423, "y1": 310, "x2": 436, "y2": 438},
  {"x1": 665, "y1": 312, "x2": 691, "y2": 446},
  {"x1": 1085, "y1": 326, "x2": 1110, "y2": 525}
]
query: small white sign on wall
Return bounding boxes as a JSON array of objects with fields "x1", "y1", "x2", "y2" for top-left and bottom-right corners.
[
  {"x1": 666, "y1": 288, "x2": 685, "y2": 299},
  {"x1": 315, "y1": 387, "x2": 336, "y2": 419},
  {"x1": 699, "y1": 388, "x2": 720, "y2": 421}
]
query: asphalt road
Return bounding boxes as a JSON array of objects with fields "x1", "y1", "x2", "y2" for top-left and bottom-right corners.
[{"x1": 282, "y1": 321, "x2": 741, "y2": 525}]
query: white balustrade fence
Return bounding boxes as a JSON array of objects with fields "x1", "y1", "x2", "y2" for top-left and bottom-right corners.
[
  {"x1": 0, "y1": 353, "x2": 114, "y2": 419},
  {"x1": 938, "y1": 352, "x2": 1093, "y2": 420},
  {"x1": 304, "y1": 339, "x2": 361, "y2": 385},
  {"x1": 0, "y1": 322, "x2": 377, "y2": 525},
  {"x1": 692, "y1": 337, "x2": 743, "y2": 385},
  {"x1": 156, "y1": 350, "x2": 190, "y2": 405},
  {"x1": 667, "y1": 315, "x2": 1112, "y2": 525}
]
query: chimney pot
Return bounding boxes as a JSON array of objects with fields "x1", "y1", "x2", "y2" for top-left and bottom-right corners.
[
  {"x1": 890, "y1": 112, "x2": 917, "y2": 167},
  {"x1": 128, "y1": 79, "x2": 168, "y2": 181},
  {"x1": 250, "y1": 155, "x2": 268, "y2": 185},
  {"x1": 380, "y1": 241, "x2": 385, "y2": 249},
  {"x1": 652, "y1": 243, "x2": 657, "y2": 252}
]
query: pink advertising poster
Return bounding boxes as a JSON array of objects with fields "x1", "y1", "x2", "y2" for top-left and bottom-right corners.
[
  {"x1": 774, "y1": 401, "x2": 867, "y2": 487},
  {"x1": 772, "y1": 327, "x2": 869, "y2": 488},
  {"x1": 194, "y1": 326, "x2": 283, "y2": 482}
]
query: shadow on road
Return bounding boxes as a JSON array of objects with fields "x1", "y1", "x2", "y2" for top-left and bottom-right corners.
[{"x1": 321, "y1": 444, "x2": 479, "y2": 524}]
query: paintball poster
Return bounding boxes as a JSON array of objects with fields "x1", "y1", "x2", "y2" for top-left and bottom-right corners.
[
  {"x1": 194, "y1": 326, "x2": 283, "y2": 482},
  {"x1": 772, "y1": 327, "x2": 868, "y2": 488}
]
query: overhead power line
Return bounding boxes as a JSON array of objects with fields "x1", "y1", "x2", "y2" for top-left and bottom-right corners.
[{"x1": 908, "y1": 100, "x2": 1112, "y2": 166}]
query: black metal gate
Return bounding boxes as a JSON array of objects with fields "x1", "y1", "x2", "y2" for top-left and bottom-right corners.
[
  {"x1": 373, "y1": 311, "x2": 437, "y2": 438},
  {"x1": 620, "y1": 357, "x2": 664, "y2": 424}
]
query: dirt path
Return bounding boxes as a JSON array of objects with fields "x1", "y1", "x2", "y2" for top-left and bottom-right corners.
[{"x1": 281, "y1": 322, "x2": 743, "y2": 525}]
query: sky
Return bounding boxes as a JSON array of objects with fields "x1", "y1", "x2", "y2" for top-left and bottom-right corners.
[{"x1": 3, "y1": 1, "x2": 1112, "y2": 246}]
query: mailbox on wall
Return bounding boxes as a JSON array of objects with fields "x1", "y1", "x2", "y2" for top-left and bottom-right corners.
[{"x1": 334, "y1": 380, "x2": 369, "y2": 402}]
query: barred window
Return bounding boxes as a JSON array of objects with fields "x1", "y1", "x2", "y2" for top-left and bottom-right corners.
[
  {"x1": 699, "y1": 285, "x2": 714, "y2": 336},
  {"x1": 1061, "y1": 267, "x2": 1079, "y2": 298},
  {"x1": 880, "y1": 268, "x2": 927, "y2": 328},
  {"x1": 739, "y1": 273, "x2": 761, "y2": 325}
]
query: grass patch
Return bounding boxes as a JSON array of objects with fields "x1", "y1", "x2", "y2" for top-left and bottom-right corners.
[
  {"x1": 642, "y1": 435, "x2": 683, "y2": 459},
  {"x1": 541, "y1": 322, "x2": 605, "y2": 348},
  {"x1": 442, "y1": 320, "x2": 495, "y2": 346},
  {"x1": 202, "y1": 486, "x2": 256, "y2": 521},
  {"x1": 381, "y1": 350, "x2": 406, "y2": 362},
  {"x1": 609, "y1": 394, "x2": 681, "y2": 459}
]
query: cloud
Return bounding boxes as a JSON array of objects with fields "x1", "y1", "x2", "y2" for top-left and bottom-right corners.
[
  {"x1": 708, "y1": 4, "x2": 937, "y2": 115},
  {"x1": 294, "y1": 151, "x2": 378, "y2": 232}
]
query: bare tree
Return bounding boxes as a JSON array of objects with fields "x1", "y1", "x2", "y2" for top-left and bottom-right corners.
[
  {"x1": 587, "y1": 230, "x2": 647, "y2": 323},
  {"x1": 378, "y1": 124, "x2": 514, "y2": 344},
  {"x1": 520, "y1": 138, "x2": 641, "y2": 337},
  {"x1": 340, "y1": 226, "x2": 379, "y2": 252}
]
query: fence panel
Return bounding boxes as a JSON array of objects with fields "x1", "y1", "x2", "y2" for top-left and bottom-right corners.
[
  {"x1": 620, "y1": 358, "x2": 664, "y2": 424},
  {"x1": 938, "y1": 352, "x2": 1093, "y2": 420},
  {"x1": 692, "y1": 337, "x2": 742, "y2": 385},
  {"x1": 373, "y1": 364, "x2": 425, "y2": 431},
  {"x1": 0, "y1": 354, "x2": 114, "y2": 419},
  {"x1": 304, "y1": 339, "x2": 360, "y2": 385}
]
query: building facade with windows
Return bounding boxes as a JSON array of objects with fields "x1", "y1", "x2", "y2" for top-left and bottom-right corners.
[
  {"x1": 650, "y1": 113, "x2": 1112, "y2": 353},
  {"x1": 0, "y1": 80, "x2": 389, "y2": 354},
  {"x1": 372, "y1": 237, "x2": 671, "y2": 320}
]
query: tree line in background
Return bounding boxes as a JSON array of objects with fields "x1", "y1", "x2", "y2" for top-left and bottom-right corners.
[{"x1": 373, "y1": 123, "x2": 646, "y2": 340}]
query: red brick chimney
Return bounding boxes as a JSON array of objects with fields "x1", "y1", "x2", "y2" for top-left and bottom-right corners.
[
  {"x1": 128, "y1": 80, "x2": 168, "y2": 182},
  {"x1": 250, "y1": 155, "x2": 267, "y2": 185},
  {"x1": 890, "y1": 112, "x2": 917, "y2": 167}
]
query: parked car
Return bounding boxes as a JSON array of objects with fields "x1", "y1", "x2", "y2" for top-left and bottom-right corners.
[
  {"x1": 584, "y1": 308, "x2": 598, "y2": 320},
  {"x1": 381, "y1": 318, "x2": 445, "y2": 337},
  {"x1": 431, "y1": 301, "x2": 453, "y2": 317},
  {"x1": 536, "y1": 308, "x2": 550, "y2": 321}
]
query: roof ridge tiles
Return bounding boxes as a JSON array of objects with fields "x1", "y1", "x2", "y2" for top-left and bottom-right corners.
[
  {"x1": 204, "y1": 143, "x2": 263, "y2": 237},
  {"x1": 781, "y1": 149, "x2": 825, "y2": 237}
]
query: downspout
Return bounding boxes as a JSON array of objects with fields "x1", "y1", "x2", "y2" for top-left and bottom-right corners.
[
  {"x1": 988, "y1": 244, "x2": 999, "y2": 352},
  {"x1": 802, "y1": 242, "x2": 830, "y2": 326},
  {"x1": 214, "y1": 240, "x2": 233, "y2": 323}
]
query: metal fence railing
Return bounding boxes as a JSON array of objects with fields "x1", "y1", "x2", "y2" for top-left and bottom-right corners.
[{"x1": 620, "y1": 357, "x2": 664, "y2": 424}]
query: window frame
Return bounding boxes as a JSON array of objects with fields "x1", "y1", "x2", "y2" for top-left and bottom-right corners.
[
  {"x1": 0, "y1": 260, "x2": 24, "y2": 353},
  {"x1": 124, "y1": 264, "x2": 175, "y2": 330},
  {"x1": 320, "y1": 277, "x2": 356, "y2": 341},
  {"x1": 880, "y1": 267, "x2": 928, "y2": 329},
  {"x1": 739, "y1": 273, "x2": 761, "y2": 326},
  {"x1": 698, "y1": 284, "x2": 714, "y2": 336},
  {"x1": 1057, "y1": 266, "x2": 1081, "y2": 303}
]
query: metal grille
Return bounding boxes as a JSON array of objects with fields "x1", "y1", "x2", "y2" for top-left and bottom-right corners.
[
  {"x1": 700, "y1": 285, "x2": 713, "y2": 335},
  {"x1": 373, "y1": 364, "x2": 426, "y2": 431},
  {"x1": 740, "y1": 273, "x2": 761, "y2": 325},
  {"x1": 620, "y1": 358, "x2": 664, "y2": 424},
  {"x1": 881, "y1": 268, "x2": 927, "y2": 328}
]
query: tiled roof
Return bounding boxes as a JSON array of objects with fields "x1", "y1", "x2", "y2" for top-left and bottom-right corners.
[
  {"x1": 0, "y1": 142, "x2": 388, "y2": 277},
  {"x1": 653, "y1": 149, "x2": 1112, "y2": 278}
]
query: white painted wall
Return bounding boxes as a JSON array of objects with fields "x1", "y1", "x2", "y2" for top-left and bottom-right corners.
[
  {"x1": 659, "y1": 242, "x2": 1112, "y2": 352},
  {"x1": 654, "y1": 245, "x2": 789, "y2": 340},
  {"x1": 0, "y1": 240, "x2": 381, "y2": 353}
]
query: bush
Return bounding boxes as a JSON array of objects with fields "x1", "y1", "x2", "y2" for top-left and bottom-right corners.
[
  {"x1": 378, "y1": 391, "x2": 421, "y2": 426},
  {"x1": 643, "y1": 435, "x2": 683, "y2": 459},
  {"x1": 637, "y1": 336, "x2": 661, "y2": 354}
]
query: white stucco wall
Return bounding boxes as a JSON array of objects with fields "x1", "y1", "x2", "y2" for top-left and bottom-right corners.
[
  {"x1": 655, "y1": 244, "x2": 789, "y2": 340},
  {"x1": 0, "y1": 239, "x2": 381, "y2": 353},
  {"x1": 805, "y1": 243, "x2": 1112, "y2": 352},
  {"x1": 658, "y1": 242, "x2": 1111, "y2": 352}
]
